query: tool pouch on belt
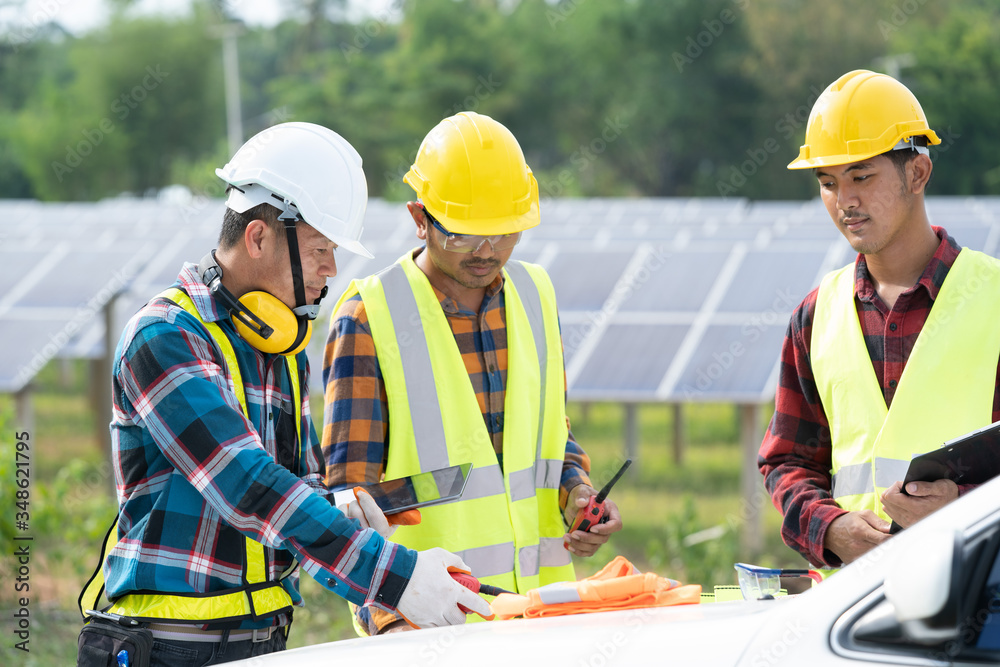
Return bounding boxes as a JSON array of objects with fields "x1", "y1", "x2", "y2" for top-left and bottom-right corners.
[{"x1": 77, "y1": 617, "x2": 152, "y2": 667}]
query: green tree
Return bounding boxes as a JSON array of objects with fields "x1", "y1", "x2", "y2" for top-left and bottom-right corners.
[
  {"x1": 5, "y1": 0, "x2": 1000, "y2": 203},
  {"x1": 0, "y1": 30, "x2": 63, "y2": 198},
  {"x1": 268, "y1": 0, "x2": 524, "y2": 198},
  {"x1": 731, "y1": 0, "x2": 889, "y2": 200},
  {"x1": 534, "y1": 0, "x2": 762, "y2": 197},
  {"x1": 890, "y1": 0, "x2": 1000, "y2": 194},
  {"x1": 14, "y1": 7, "x2": 225, "y2": 200}
]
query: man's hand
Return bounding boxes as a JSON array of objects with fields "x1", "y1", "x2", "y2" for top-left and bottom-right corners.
[
  {"x1": 396, "y1": 548, "x2": 492, "y2": 629},
  {"x1": 881, "y1": 479, "x2": 958, "y2": 529},
  {"x1": 824, "y1": 511, "x2": 891, "y2": 565},
  {"x1": 562, "y1": 484, "x2": 623, "y2": 557},
  {"x1": 337, "y1": 488, "x2": 396, "y2": 539}
]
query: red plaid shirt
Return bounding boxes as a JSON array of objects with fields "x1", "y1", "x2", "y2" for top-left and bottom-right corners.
[{"x1": 758, "y1": 228, "x2": 1000, "y2": 567}]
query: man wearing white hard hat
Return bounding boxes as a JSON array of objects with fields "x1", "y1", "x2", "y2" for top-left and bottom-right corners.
[{"x1": 77, "y1": 123, "x2": 488, "y2": 666}]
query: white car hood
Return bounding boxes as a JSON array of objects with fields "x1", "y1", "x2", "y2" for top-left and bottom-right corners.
[{"x1": 234, "y1": 600, "x2": 776, "y2": 666}]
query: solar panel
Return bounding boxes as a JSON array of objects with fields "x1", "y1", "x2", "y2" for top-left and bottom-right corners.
[
  {"x1": 0, "y1": 214, "x2": 157, "y2": 391},
  {"x1": 545, "y1": 250, "x2": 636, "y2": 311},
  {"x1": 3, "y1": 195, "x2": 999, "y2": 406},
  {"x1": 716, "y1": 249, "x2": 828, "y2": 313},
  {"x1": 617, "y1": 248, "x2": 728, "y2": 312},
  {"x1": 671, "y1": 323, "x2": 787, "y2": 402},
  {"x1": 570, "y1": 324, "x2": 688, "y2": 399}
]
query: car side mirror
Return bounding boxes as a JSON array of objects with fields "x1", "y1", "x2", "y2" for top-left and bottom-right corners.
[{"x1": 884, "y1": 528, "x2": 963, "y2": 644}]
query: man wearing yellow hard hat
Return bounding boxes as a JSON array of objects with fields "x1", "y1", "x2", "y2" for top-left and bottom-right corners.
[
  {"x1": 758, "y1": 70, "x2": 1000, "y2": 571},
  {"x1": 321, "y1": 112, "x2": 623, "y2": 635}
]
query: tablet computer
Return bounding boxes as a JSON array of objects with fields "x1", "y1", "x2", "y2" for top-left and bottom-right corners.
[
  {"x1": 332, "y1": 463, "x2": 474, "y2": 515},
  {"x1": 901, "y1": 421, "x2": 1000, "y2": 488},
  {"x1": 888, "y1": 421, "x2": 1000, "y2": 533}
]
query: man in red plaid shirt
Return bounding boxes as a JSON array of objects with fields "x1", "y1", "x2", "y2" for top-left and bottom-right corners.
[{"x1": 759, "y1": 70, "x2": 1000, "y2": 569}]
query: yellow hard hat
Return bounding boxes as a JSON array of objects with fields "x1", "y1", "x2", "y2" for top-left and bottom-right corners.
[
  {"x1": 404, "y1": 112, "x2": 540, "y2": 235},
  {"x1": 787, "y1": 69, "x2": 941, "y2": 170}
]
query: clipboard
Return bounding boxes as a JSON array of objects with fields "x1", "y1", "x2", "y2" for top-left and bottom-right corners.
[{"x1": 888, "y1": 421, "x2": 1000, "y2": 533}]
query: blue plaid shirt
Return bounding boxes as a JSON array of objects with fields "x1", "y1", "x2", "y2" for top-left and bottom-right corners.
[{"x1": 107, "y1": 264, "x2": 415, "y2": 629}]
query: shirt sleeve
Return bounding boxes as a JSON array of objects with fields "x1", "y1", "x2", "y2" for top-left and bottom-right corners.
[
  {"x1": 321, "y1": 296, "x2": 403, "y2": 634},
  {"x1": 294, "y1": 356, "x2": 333, "y2": 498},
  {"x1": 322, "y1": 295, "x2": 388, "y2": 492},
  {"x1": 118, "y1": 315, "x2": 415, "y2": 611},
  {"x1": 560, "y1": 424, "x2": 592, "y2": 513},
  {"x1": 558, "y1": 331, "x2": 592, "y2": 512},
  {"x1": 757, "y1": 292, "x2": 847, "y2": 568}
]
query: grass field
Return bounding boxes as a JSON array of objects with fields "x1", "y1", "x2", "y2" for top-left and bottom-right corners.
[{"x1": 1, "y1": 360, "x2": 801, "y2": 664}]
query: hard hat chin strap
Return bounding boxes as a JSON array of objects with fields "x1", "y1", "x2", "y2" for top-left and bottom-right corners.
[{"x1": 279, "y1": 199, "x2": 327, "y2": 321}]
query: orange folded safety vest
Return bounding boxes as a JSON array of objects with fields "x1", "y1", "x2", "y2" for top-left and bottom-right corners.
[{"x1": 491, "y1": 556, "x2": 701, "y2": 619}]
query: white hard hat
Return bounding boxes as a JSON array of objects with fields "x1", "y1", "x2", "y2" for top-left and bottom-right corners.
[{"x1": 216, "y1": 122, "x2": 372, "y2": 258}]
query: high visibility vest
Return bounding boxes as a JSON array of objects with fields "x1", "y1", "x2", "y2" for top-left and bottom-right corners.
[
  {"x1": 811, "y1": 249, "x2": 1000, "y2": 519},
  {"x1": 338, "y1": 254, "x2": 576, "y2": 596},
  {"x1": 79, "y1": 288, "x2": 299, "y2": 625}
]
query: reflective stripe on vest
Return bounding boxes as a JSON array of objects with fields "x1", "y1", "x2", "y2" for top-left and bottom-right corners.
[
  {"x1": 82, "y1": 288, "x2": 299, "y2": 624},
  {"x1": 337, "y1": 254, "x2": 574, "y2": 594},
  {"x1": 812, "y1": 249, "x2": 1000, "y2": 518}
]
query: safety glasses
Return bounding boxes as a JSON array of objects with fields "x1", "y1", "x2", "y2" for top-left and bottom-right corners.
[
  {"x1": 425, "y1": 209, "x2": 521, "y2": 254},
  {"x1": 734, "y1": 563, "x2": 823, "y2": 600}
]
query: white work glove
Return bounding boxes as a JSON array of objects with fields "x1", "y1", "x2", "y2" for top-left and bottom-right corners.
[
  {"x1": 337, "y1": 488, "x2": 395, "y2": 539},
  {"x1": 395, "y1": 548, "x2": 493, "y2": 629}
]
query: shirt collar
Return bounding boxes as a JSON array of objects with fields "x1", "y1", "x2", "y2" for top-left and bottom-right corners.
[
  {"x1": 175, "y1": 262, "x2": 230, "y2": 323},
  {"x1": 854, "y1": 226, "x2": 961, "y2": 303}
]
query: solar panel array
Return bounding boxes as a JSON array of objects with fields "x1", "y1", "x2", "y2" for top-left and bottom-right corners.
[{"x1": 3, "y1": 195, "x2": 1000, "y2": 403}]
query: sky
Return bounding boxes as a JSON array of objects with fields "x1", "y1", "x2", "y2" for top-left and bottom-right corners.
[{"x1": 13, "y1": 0, "x2": 401, "y2": 35}]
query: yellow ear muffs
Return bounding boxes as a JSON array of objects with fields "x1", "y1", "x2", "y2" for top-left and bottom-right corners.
[{"x1": 232, "y1": 291, "x2": 312, "y2": 356}]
